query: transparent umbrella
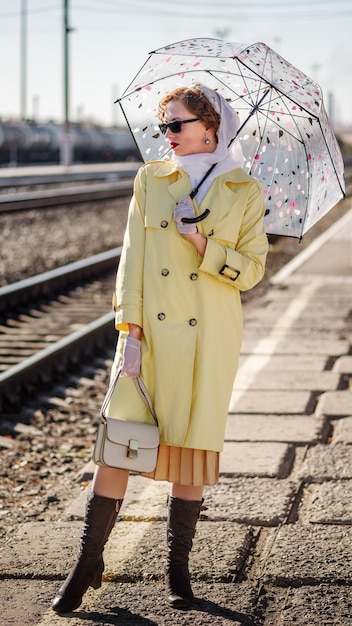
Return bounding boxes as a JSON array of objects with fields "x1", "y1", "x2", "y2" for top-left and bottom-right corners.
[{"x1": 117, "y1": 38, "x2": 345, "y2": 238}]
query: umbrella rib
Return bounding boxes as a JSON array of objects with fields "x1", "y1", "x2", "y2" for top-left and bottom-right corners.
[
  {"x1": 117, "y1": 107, "x2": 144, "y2": 162},
  {"x1": 117, "y1": 53, "x2": 155, "y2": 100},
  {"x1": 118, "y1": 69, "x2": 215, "y2": 100},
  {"x1": 258, "y1": 86, "x2": 312, "y2": 236},
  {"x1": 205, "y1": 67, "x2": 308, "y2": 145},
  {"x1": 237, "y1": 56, "x2": 321, "y2": 119}
]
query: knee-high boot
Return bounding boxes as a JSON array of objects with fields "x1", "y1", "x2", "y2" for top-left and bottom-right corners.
[
  {"x1": 52, "y1": 491, "x2": 123, "y2": 614},
  {"x1": 164, "y1": 496, "x2": 202, "y2": 609}
]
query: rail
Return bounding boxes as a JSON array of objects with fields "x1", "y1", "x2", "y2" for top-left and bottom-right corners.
[
  {"x1": 0, "y1": 162, "x2": 140, "y2": 187},
  {"x1": 0, "y1": 248, "x2": 122, "y2": 409},
  {"x1": 0, "y1": 180, "x2": 134, "y2": 212}
]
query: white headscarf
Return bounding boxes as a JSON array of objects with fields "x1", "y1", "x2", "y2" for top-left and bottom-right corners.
[{"x1": 171, "y1": 84, "x2": 244, "y2": 202}]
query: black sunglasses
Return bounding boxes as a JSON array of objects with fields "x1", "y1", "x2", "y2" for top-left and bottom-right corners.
[{"x1": 158, "y1": 118, "x2": 200, "y2": 135}]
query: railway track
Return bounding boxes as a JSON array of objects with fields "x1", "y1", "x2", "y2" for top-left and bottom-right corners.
[
  {"x1": 0, "y1": 248, "x2": 121, "y2": 410},
  {"x1": 0, "y1": 161, "x2": 351, "y2": 412},
  {"x1": 0, "y1": 162, "x2": 139, "y2": 212},
  {"x1": 1, "y1": 162, "x2": 350, "y2": 213},
  {"x1": 0, "y1": 179, "x2": 135, "y2": 212}
]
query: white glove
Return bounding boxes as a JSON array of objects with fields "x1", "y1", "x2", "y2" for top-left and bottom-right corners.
[
  {"x1": 120, "y1": 336, "x2": 141, "y2": 378},
  {"x1": 174, "y1": 198, "x2": 197, "y2": 235}
]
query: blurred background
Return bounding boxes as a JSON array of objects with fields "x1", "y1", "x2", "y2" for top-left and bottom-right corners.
[{"x1": 0, "y1": 0, "x2": 351, "y2": 166}]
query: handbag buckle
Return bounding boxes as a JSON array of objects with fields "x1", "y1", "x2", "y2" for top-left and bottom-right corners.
[{"x1": 128, "y1": 439, "x2": 139, "y2": 459}]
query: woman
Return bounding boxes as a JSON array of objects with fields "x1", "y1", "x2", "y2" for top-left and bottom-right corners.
[{"x1": 52, "y1": 84, "x2": 268, "y2": 614}]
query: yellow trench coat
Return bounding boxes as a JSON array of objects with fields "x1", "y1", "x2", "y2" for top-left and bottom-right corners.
[{"x1": 108, "y1": 160, "x2": 268, "y2": 452}]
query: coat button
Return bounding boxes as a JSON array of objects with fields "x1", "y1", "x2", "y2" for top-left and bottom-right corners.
[
  {"x1": 208, "y1": 229, "x2": 214, "y2": 236},
  {"x1": 189, "y1": 318, "x2": 197, "y2": 326},
  {"x1": 160, "y1": 220, "x2": 168, "y2": 228},
  {"x1": 157, "y1": 312, "x2": 166, "y2": 320},
  {"x1": 161, "y1": 268, "x2": 169, "y2": 276},
  {"x1": 190, "y1": 273, "x2": 198, "y2": 280}
]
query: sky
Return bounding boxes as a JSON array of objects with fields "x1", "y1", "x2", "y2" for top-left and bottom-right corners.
[{"x1": 0, "y1": 0, "x2": 351, "y2": 128}]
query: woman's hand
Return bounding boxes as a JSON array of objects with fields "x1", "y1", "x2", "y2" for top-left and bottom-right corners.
[
  {"x1": 120, "y1": 336, "x2": 141, "y2": 377},
  {"x1": 183, "y1": 231, "x2": 208, "y2": 257},
  {"x1": 174, "y1": 197, "x2": 197, "y2": 235},
  {"x1": 174, "y1": 196, "x2": 208, "y2": 256},
  {"x1": 120, "y1": 324, "x2": 142, "y2": 377}
]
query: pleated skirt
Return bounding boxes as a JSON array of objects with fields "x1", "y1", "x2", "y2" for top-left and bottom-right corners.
[{"x1": 141, "y1": 444, "x2": 220, "y2": 486}]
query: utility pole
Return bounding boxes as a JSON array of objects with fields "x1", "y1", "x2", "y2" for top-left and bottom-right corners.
[
  {"x1": 20, "y1": 0, "x2": 27, "y2": 120},
  {"x1": 61, "y1": 0, "x2": 73, "y2": 165}
]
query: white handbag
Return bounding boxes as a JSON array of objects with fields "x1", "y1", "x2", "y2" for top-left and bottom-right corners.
[{"x1": 92, "y1": 368, "x2": 159, "y2": 473}]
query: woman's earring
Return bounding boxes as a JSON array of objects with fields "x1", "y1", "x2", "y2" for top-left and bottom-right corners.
[{"x1": 205, "y1": 137, "x2": 211, "y2": 145}]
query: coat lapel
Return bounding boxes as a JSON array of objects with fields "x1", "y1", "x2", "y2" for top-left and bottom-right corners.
[
  {"x1": 151, "y1": 161, "x2": 253, "y2": 235},
  {"x1": 195, "y1": 171, "x2": 247, "y2": 236}
]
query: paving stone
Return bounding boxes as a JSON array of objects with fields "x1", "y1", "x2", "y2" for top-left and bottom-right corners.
[
  {"x1": 255, "y1": 291, "x2": 351, "y2": 314},
  {"x1": 120, "y1": 477, "x2": 170, "y2": 521},
  {"x1": 229, "y1": 389, "x2": 312, "y2": 414},
  {"x1": 262, "y1": 525, "x2": 352, "y2": 585},
  {"x1": 243, "y1": 306, "x2": 347, "y2": 326},
  {"x1": 316, "y1": 389, "x2": 352, "y2": 416},
  {"x1": 262, "y1": 309, "x2": 341, "y2": 324},
  {"x1": 49, "y1": 581, "x2": 259, "y2": 626},
  {"x1": 238, "y1": 354, "x2": 329, "y2": 371},
  {"x1": 225, "y1": 414, "x2": 328, "y2": 444},
  {"x1": 332, "y1": 416, "x2": 352, "y2": 443},
  {"x1": 0, "y1": 579, "x2": 260, "y2": 626},
  {"x1": 297, "y1": 239, "x2": 352, "y2": 276},
  {"x1": 64, "y1": 476, "x2": 170, "y2": 522},
  {"x1": 301, "y1": 481, "x2": 352, "y2": 524},
  {"x1": 241, "y1": 337, "x2": 349, "y2": 356},
  {"x1": 206, "y1": 477, "x2": 295, "y2": 526},
  {"x1": 264, "y1": 585, "x2": 352, "y2": 626},
  {"x1": 1, "y1": 520, "x2": 254, "y2": 585},
  {"x1": 1, "y1": 522, "x2": 86, "y2": 578},
  {"x1": 298, "y1": 443, "x2": 352, "y2": 482},
  {"x1": 284, "y1": 338, "x2": 350, "y2": 356},
  {"x1": 221, "y1": 442, "x2": 294, "y2": 478},
  {"x1": 333, "y1": 355, "x2": 352, "y2": 374},
  {"x1": 62, "y1": 486, "x2": 92, "y2": 520},
  {"x1": 234, "y1": 370, "x2": 339, "y2": 391},
  {"x1": 106, "y1": 521, "x2": 255, "y2": 583},
  {"x1": 0, "y1": 580, "x2": 58, "y2": 626}
]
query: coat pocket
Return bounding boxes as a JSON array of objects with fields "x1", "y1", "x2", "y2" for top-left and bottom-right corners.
[{"x1": 144, "y1": 203, "x2": 173, "y2": 231}]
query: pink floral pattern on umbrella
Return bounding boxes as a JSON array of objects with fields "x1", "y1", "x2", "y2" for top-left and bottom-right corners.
[{"x1": 117, "y1": 38, "x2": 345, "y2": 238}]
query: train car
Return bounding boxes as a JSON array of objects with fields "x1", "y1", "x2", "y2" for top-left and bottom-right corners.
[{"x1": 0, "y1": 121, "x2": 140, "y2": 166}]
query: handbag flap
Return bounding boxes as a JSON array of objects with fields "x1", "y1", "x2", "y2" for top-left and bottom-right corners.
[{"x1": 105, "y1": 418, "x2": 159, "y2": 450}]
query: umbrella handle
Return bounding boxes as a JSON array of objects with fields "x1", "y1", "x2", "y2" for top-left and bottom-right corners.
[{"x1": 181, "y1": 209, "x2": 210, "y2": 224}]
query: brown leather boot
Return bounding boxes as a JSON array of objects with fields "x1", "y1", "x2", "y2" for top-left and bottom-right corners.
[
  {"x1": 164, "y1": 496, "x2": 202, "y2": 609},
  {"x1": 52, "y1": 491, "x2": 123, "y2": 614}
]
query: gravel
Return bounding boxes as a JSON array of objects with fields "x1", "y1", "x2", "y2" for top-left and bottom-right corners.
[{"x1": 0, "y1": 198, "x2": 129, "y2": 286}]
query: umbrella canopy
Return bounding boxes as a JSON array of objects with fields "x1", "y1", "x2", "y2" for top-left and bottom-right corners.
[{"x1": 117, "y1": 38, "x2": 345, "y2": 238}]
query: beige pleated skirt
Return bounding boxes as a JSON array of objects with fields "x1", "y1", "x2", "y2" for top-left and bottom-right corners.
[{"x1": 141, "y1": 444, "x2": 220, "y2": 486}]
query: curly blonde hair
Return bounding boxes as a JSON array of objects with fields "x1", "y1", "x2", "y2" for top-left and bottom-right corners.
[{"x1": 158, "y1": 86, "x2": 220, "y2": 133}]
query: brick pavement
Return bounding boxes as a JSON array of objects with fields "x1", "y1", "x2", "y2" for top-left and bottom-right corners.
[{"x1": 1, "y1": 207, "x2": 352, "y2": 625}]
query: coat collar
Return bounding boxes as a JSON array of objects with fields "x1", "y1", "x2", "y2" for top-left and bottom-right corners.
[
  {"x1": 150, "y1": 159, "x2": 253, "y2": 187},
  {"x1": 147, "y1": 160, "x2": 254, "y2": 235}
]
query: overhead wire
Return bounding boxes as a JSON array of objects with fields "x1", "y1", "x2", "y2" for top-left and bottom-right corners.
[
  {"x1": 80, "y1": 0, "x2": 352, "y2": 6},
  {"x1": 0, "y1": 5, "x2": 60, "y2": 20},
  {"x1": 1, "y1": 1, "x2": 351, "y2": 20},
  {"x1": 72, "y1": 0, "x2": 352, "y2": 19}
]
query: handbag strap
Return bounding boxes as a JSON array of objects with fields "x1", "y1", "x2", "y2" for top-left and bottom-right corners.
[{"x1": 101, "y1": 367, "x2": 158, "y2": 426}]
